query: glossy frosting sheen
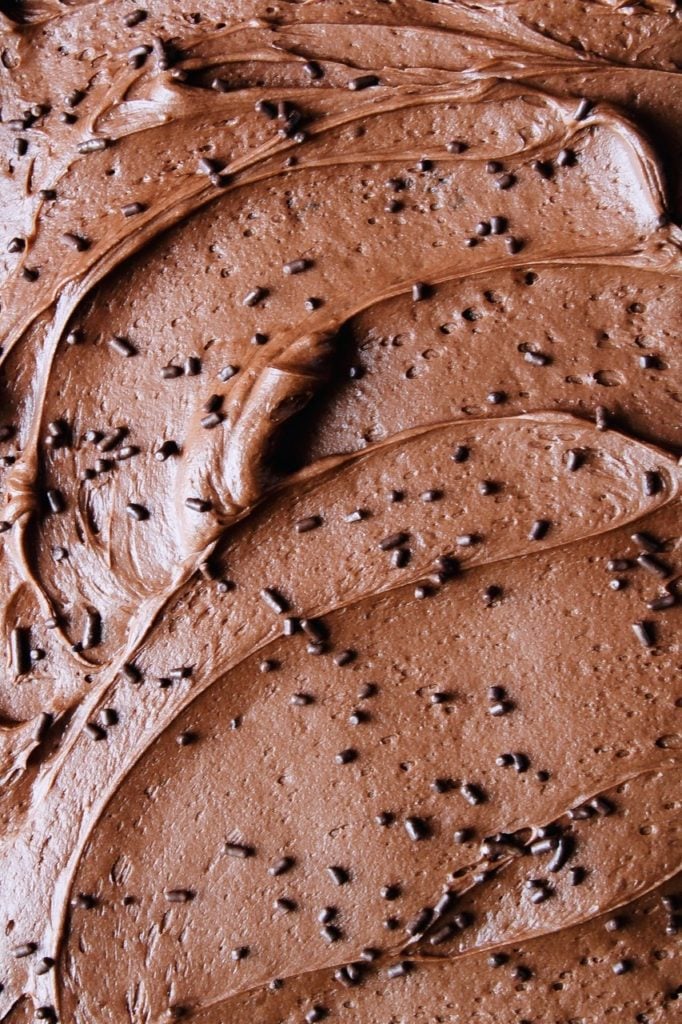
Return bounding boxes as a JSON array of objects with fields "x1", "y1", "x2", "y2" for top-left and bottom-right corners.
[{"x1": 0, "y1": 1, "x2": 681, "y2": 1021}]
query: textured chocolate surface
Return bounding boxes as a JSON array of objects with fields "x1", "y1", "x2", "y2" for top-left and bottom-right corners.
[{"x1": 0, "y1": 1, "x2": 681, "y2": 1021}]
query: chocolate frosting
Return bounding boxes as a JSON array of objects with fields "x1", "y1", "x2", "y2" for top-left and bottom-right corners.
[{"x1": 0, "y1": 1, "x2": 681, "y2": 1021}]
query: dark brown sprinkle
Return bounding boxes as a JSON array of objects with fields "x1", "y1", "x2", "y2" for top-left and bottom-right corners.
[
  {"x1": 385, "y1": 198, "x2": 403, "y2": 213},
  {"x1": 387, "y1": 961, "x2": 414, "y2": 980},
  {"x1": 35, "y1": 1009, "x2": 56, "y2": 1022},
  {"x1": 0, "y1": 520, "x2": 12, "y2": 534},
  {"x1": 489, "y1": 700, "x2": 512, "y2": 717},
  {"x1": 412, "y1": 281, "x2": 430, "y2": 302},
  {"x1": 453, "y1": 828, "x2": 472, "y2": 844},
  {"x1": 348, "y1": 74, "x2": 379, "y2": 91},
  {"x1": 404, "y1": 816, "x2": 430, "y2": 841},
  {"x1": 489, "y1": 952, "x2": 509, "y2": 967},
  {"x1": 45, "y1": 488, "x2": 65, "y2": 514},
  {"x1": 496, "y1": 173, "x2": 516, "y2": 190},
  {"x1": 486, "y1": 390, "x2": 506, "y2": 405},
  {"x1": 120, "y1": 200, "x2": 147, "y2": 218},
  {"x1": 632, "y1": 619, "x2": 655, "y2": 648},
  {"x1": 590, "y1": 795, "x2": 615, "y2": 817},
  {"x1": 554, "y1": 148, "x2": 576, "y2": 169},
  {"x1": 269, "y1": 856, "x2": 294, "y2": 876},
  {"x1": 40, "y1": 188, "x2": 57, "y2": 201},
  {"x1": 381, "y1": 884, "x2": 401, "y2": 901},
  {"x1": 451, "y1": 444, "x2": 470, "y2": 465},
  {"x1": 568, "y1": 865, "x2": 586, "y2": 886},
  {"x1": 33, "y1": 712, "x2": 53, "y2": 743},
  {"x1": 301, "y1": 59, "x2": 323, "y2": 79},
  {"x1": 483, "y1": 584, "x2": 502, "y2": 605},
  {"x1": 512, "y1": 753, "x2": 530, "y2": 773},
  {"x1": 529, "y1": 519, "x2": 550, "y2": 541},
  {"x1": 421, "y1": 489, "x2": 442, "y2": 502},
  {"x1": 8, "y1": 236, "x2": 26, "y2": 253},
  {"x1": 566, "y1": 448, "x2": 583, "y2": 471},
  {"x1": 648, "y1": 592, "x2": 676, "y2": 611},
  {"x1": 335, "y1": 963, "x2": 363, "y2": 987},
  {"x1": 254, "y1": 99, "x2": 277, "y2": 119},
  {"x1": 165, "y1": 889, "x2": 194, "y2": 903},
  {"x1": 464, "y1": 237, "x2": 478, "y2": 248},
  {"x1": 243, "y1": 287, "x2": 267, "y2": 307},
  {"x1": 102, "y1": 707, "x2": 118, "y2": 727},
  {"x1": 230, "y1": 945, "x2": 250, "y2": 961},
  {"x1": 475, "y1": 221, "x2": 491, "y2": 237},
  {"x1": 334, "y1": 649, "x2": 356, "y2": 667},
  {"x1": 155, "y1": 440, "x2": 179, "y2": 461},
  {"x1": 22, "y1": 266, "x2": 39, "y2": 282},
  {"x1": 218, "y1": 365, "x2": 239, "y2": 382},
  {"x1": 532, "y1": 159, "x2": 553, "y2": 179},
  {"x1": 358, "y1": 682, "x2": 378, "y2": 700},
  {"x1": 176, "y1": 730, "x2": 197, "y2": 746},
  {"x1": 283, "y1": 258, "x2": 310, "y2": 275},
  {"x1": 391, "y1": 548, "x2": 410, "y2": 569},
  {"x1": 636, "y1": 553, "x2": 671, "y2": 578},
  {"x1": 490, "y1": 215, "x2": 507, "y2": 235},
  {"x1": 116, "y1": 445, "x2": 139, "y2": 461},
  {"x1": 612, "y1": 959, "x2": 632, "y2": 976},
  {"x1": 169, "y1": 666, "x2": 192, "y2": 681},
  {"x1": 71, "y1": 892, "x2": 98, "y2": 910},
  {"x1": 211, "y1": 77, "x2": 230, "y2": 93},
  {"x1": 524, "y1": 350, "x2": 549, "y2": 366},
  {"x1": 185, "y1": 497, "x2": 212, "y2": 513},
  {"x1": 197, "y1": 157, "x2": 223, "y2": 176},
  {"x1": 327, "y1": 865, "x2": 350, "y2": 885},
  {"x1": 109, "y1": 336, "x2": 136, "y2": 357},
  {"x1": 78, "y1": 137, "x2": 111, "y2": 154},
  {"x1": 631, "y1": 531, "x2": 661, "y2": 553},
  {"x1": 82, "y1": 609, "x2": 101, "y2": 650},
  {"x1": 461, "y1": 782, "x2": 485, "y2": 806},
  {"x1": 486, "y1": 161, "x2": 502, "y2": 174},
  {"x1": 406, "y1": 907, "x2": 434, "y2": 935},
  {"x1": 35, "y1": 956, "x2": 55, "y2": 975},
  {"x1": 639, "y1": 354, "x2": 660, "y2": 370},
  {"x1": 184, "y1": 355, "x2": 201, "y2": 376},
  {"x1": 98, "y1": 426, "x2": 128, "y2": 452},
  {"x1": 274, "y1": 896, "x2": 297, "y2": 913},
  {"x1": 643, "y1": 470, "x2": 662, "y2": 497},
  {"x1": 126, "y1": 502, "x2": 149, "y2": 521},
  {"x1": 290, "y1": 692, "x2": 313, "y2": 706},
  {"x1": 62, "y1": 231, "x2": 90, "y2": 252},
  {"x1": 547, "y1": 836, "x2": 573, "y2": 872},
  {"x1": 335, "y1": 748, "x2": 357, "y2": 765},
  {"x1": 505, "y1": 236, "x2": 523, "y2": 254},
  {"x1": 530, "y1": 885, "x2": 552, "y2": 904},
  {"x1": 122, "y1": 662, "x2": 142, "y2": 684},
  {"x1": 379, "y1": 531, "x2": 409, "y2": 551},
  {"x1": 283, "y1": 616, "x2": 300, "y2": 637},
  {"x1": 260, "y1": 587, "x2": 289, "y2": 614},
  {"x1": 595, "y1": 405, "x2": 609, "y2": 431},
  {"x1": 124, "y1": 8, "x2": 147, "y2": 27},
  {"x1": 305, "y1": 1007, "x2": 328, "y2": 1023},
  {"x1": 161, "y1": 364, "x2": 182, "y2": 379},
  {"x1": 167, "y1": 1006, "x2": 189, "y2": 1020},
  {"x1": 201, "y1": 411, "x2": 223, "y2": 429},
  {"x1": 13, "y1": 942, "x2": 37, "y2": 958},
  {"x1": 574, "y1": 98, "x2": 592, "y2": 121},
  {"x1": 512, "y1": 965, "x2": 532, "y2": 982},
  {"x1": 225, "y1": 842, "x2": 254, "y2": 859},
  {"x1": 301, "y1": 618, "x2": 328, "y2": 643},
  {"x1": 295, "y1": 514, "x2": 321, "y2": 534},
  {"x1": 376, "y1": 811, "x2": 394, "y2": 826},
  {"x1": 606, "y1": 558, "x2": 631, "y2": 573}
]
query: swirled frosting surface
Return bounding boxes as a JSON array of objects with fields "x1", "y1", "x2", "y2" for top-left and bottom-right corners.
[{"x1": 0, "y1": 1, "x2": 681, "y2": 1021}]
